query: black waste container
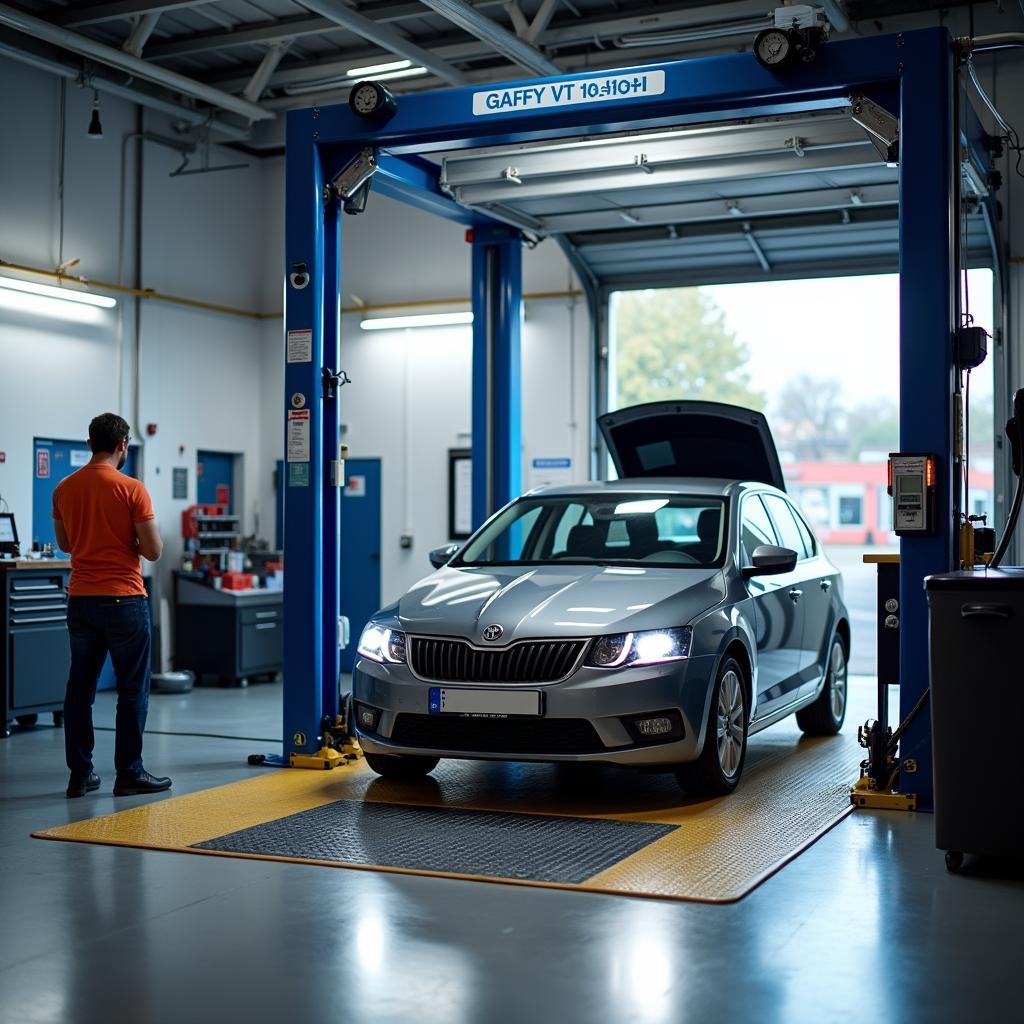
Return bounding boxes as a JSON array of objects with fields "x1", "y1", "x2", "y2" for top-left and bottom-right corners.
[{"x1": 925, "y1": 569, "x2": 1024, "y2": 866}]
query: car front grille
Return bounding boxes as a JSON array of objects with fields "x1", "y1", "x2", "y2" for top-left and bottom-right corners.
[
  {"x1": 410, "y1": 637, "x2": 588, "y2": 684},
  {"x1": 388, "y1": 714, "x2": 605, "y2": 755}
]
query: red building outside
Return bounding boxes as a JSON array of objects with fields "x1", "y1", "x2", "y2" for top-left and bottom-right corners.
[{"x1": 783, "y1": 460, "x2": 994, "y2": 546}]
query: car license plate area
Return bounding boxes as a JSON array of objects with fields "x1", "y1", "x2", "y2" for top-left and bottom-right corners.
[{"x1": 428, "y1": 687, "x2": 542, "y2": 718}]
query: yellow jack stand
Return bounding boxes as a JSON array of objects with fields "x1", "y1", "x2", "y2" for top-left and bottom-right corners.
[
  {"x1": 288, "y1": 715, "x2": 364, "y2": 771},
  {"x1": 851, "y1": 775, "x2": 917, "y2": 811}
]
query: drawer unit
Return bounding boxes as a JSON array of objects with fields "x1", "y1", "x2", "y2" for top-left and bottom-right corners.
[
  {"x1": 173, "y1": 573, "x2": 282, "y2": 685},
  {"x1": 2, "y1": 565, "x2": 72, "y2": 735}
]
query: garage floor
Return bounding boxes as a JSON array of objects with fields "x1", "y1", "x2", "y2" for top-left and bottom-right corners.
[{"x1": 2, "y1": 680, "x2": 1021, "y2": 1024}]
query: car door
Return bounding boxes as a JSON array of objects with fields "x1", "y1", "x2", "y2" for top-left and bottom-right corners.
[
  {"x1": 740, "y1": 493, "x2": 804, "y2": 719},
  {"x1": 766, "y1": 494, "x2": 837, "y2": 698}
]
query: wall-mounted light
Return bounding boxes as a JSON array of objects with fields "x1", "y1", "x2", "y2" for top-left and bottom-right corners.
[
  {"x1": 87, "y1": 89, "x2": 103, "y2": 140},
  {"x1": 359, "y1": 311, "x2": 473, "y2": 331},
  {"x1": 0, "y1": 275, "x2": 117, "y2": 309}
]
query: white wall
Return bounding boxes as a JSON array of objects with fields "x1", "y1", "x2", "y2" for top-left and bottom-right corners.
[{"x1": 0, "y1": 62, "x2": 277, "y2": 663}]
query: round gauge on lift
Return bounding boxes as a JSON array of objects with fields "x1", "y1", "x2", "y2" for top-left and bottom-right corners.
[
  {"x1": 348, "y1": 80, "x2": 398, "y2": 123},
  {"x1": 753, "y1": 28, "x2": 795, "y2": 69}
]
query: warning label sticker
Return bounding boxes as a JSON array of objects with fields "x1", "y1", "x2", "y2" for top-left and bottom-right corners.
[
  {"x1": 287, "y1": 328, "x2": 313, "y2": 363},
  {"x1": 288, "y1": 463, "x2": 310, "y2": 487},
  {"x1": 287, "y1": 409, "x2": 310, "y2": 462}
]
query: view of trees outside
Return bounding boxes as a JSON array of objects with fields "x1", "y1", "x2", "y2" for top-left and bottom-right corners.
[{"x1": 611, "y1": 271, "x2": 995, "y2": 676}]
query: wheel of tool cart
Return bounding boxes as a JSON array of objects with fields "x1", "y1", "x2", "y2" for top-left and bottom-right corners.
[
  {"x1": 945, "y1": 850, "x2": 965, "y2": 873},
  {"x1": 16, "y1": 714, "x2": 38, "y2": 727}
]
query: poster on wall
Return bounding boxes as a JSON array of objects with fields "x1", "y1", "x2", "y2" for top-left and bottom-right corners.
[
  {"x1": 527, "y1": 457, "x2": 573, "y2": 491},
  {"x1": 448, "y1": 448, "x2": 473, "y2": 540}
]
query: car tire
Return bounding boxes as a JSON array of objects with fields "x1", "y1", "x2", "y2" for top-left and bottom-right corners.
[
  {"x1": 676, "y1": 655, "x2": 748, "y2": 798},
  {"x1": 363, "y1": 751, "x2": 439, "y2": 780},
  {"x1": 797, "y1": 635, "x2": 848, "y2": 736}
]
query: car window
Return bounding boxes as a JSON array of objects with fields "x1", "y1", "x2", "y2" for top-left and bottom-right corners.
[
  {"x1": 550, "y1": 503, "x2": 588, "y2": 556},
  {"x1": 740, "y1": 495, "x2": 777, "y2": 562},
  {"x1": 457, "y1": 494, "x2": 728, "y2": 568},
  {"x1": 763, "y1": 494, "x2": 808, "y2": 559},
  {"x1": 791, "y1": 504, "x2": 817, "y2": 557}
]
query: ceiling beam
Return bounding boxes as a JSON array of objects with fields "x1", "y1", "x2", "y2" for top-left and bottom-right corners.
[
  {"x1": 202, "y1": 1, "x2": 771, "y2": 92},
  {"x1": 54, "y1": 0, "x2": 221, "y2": 28},
  {"x1": 243, "y1": 40, "x2": 291, "y2": 102},
  {"x1": 415, "y1": 0, "x2": 559, "y2": 75},
  {"x1": 296, "y1": 0, "x2": 468, "y2": 85},
  {"x1": 122, "y1": 11, "x2": 161, "y2": 55},
  {"x1": 0, "y1": 1, "x2": 273, "y2": 121}
]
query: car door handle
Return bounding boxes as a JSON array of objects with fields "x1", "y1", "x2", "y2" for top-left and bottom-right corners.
[
  {"x1": 820, "y1": 579, "x2": 832, "y2": 591},
  {"x1": 788, "y1": 589, "x2": 803, "y2": 602}
]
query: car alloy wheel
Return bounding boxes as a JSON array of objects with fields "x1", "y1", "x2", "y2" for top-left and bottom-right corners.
[
  {"x1": 829, "y1": 640, "x2": 847, "y2": 724},
  {"x1": 717, "y1": 668, "x2": 745, "y2": 779}
]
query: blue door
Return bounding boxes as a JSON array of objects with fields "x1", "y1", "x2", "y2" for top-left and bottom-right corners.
[
  {"x1": 196, "y1": 450, "x2": 234, "y2": 511},
  {"x1": 33, "y1": 437, "x2": 140, "y2": 691},
  {"x1": 33, "y1": 438, "x2": 139, "y2": 550},
  {"x1": 339, "y1": 459, "x2": 382, "y2": 674}
]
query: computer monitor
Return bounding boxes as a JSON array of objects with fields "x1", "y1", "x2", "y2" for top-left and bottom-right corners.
[{"x1": 0, "y1": 512, "x2": 19, "y2": 554}]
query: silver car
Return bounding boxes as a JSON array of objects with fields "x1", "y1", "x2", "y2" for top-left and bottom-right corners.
[{"x1": 352, "y1": 402, "x2": 850, "y2": 796}]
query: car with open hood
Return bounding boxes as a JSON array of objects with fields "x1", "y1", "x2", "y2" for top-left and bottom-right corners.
[{"x1": 352, "y1": 401, "x2": 850, "y2": 796}]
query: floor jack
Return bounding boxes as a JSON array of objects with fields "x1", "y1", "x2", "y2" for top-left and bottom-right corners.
[
  {"x1": 250, "y1": 693, "x2": 363, "y2": 771},
  {"x1": 852, "y1": 556, "x2": 918, "y2": 811}
]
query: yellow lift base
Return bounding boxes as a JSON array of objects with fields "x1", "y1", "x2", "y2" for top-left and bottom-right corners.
[
  {"x1": 33, "y1": 708, "x2": 868, "y2": 904},
  {"x1": 851, "y1": 776, "x2": 918, "y2": 811}
]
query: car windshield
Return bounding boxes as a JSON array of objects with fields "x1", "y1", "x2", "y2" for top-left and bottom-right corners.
[{"x1": 455, "y1": 494, "x2": 728, "y2": 568}]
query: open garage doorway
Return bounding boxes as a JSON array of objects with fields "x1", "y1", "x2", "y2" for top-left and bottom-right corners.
[{"x1": 609, "y1": 268, "x2": 995, "y2": 676}]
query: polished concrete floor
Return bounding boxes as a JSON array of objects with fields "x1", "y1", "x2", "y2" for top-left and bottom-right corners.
[{"x1": 2, "y1": 681, "x2": 1021, "y2": 1024}]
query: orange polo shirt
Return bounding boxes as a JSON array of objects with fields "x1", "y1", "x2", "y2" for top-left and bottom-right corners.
[{"x1": 52, "y1": 463, "x2": 155, "y2": 597}]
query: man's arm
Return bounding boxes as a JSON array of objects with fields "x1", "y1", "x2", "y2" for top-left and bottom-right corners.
[
  {"x1": 135, "y1": 519, "x2": 163, "y2": 562},
  {"x1": 53, "y1": 518, "x2": 71, "y2": 553}
]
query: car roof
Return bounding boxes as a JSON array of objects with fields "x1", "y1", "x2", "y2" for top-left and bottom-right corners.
[{"x1": 524, "y1": 478, "x2": 778, "y2": 499}]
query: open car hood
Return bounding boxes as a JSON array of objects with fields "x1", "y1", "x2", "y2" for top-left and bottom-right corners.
[{"x1": 598, "y1": 400, "x2": 786, "y2": 491}]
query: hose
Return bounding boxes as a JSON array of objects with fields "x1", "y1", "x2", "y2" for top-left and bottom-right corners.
[{"x1": 990, "y1": 473, "x2": 1023, "y2": 568}]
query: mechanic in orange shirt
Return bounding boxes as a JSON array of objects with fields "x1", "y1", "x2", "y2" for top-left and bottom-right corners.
[{"x1": 53, "y1": 413, "x2": 171, "y2": 799}]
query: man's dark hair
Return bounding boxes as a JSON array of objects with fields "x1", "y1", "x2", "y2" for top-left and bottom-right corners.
[{"x1": 89, "y1": 413, "x2": 131, "y2": 454}]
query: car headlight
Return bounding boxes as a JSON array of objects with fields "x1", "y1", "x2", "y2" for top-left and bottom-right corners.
[
  {"x1": 357, "y1": 623, "x2": 407, "y2": 664},
  {"x1": 586, "y1": 626, "x2": 692, "y2": 669}
]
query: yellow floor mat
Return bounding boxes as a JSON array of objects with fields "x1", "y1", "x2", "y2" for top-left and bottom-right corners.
[{"x1": 33, "y1": 700, "x2": 864, "y2": 903}]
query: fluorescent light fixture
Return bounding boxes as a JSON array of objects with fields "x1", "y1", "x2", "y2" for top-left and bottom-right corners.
[
  {"x1": 615, "y1": 499, "x2": 669, "y2": 515},
  {"x1": 285, "y1": 65, "x2": 426, "y2": 96},
  {"x1": 0, "y1": 275, "x2": 116, "y2": 308},
  {"x1": 347, "y1": 59, "x2": 412, "y2": 77},
  {"x1": 359, "y1": 67, "x2": 428, "y2": 83},
  {"x1": 360, "y1": 311, "x2": 473, "y2": 331}
]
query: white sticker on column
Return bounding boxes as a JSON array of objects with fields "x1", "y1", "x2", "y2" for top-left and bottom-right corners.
[
  {"x1": 287, "y1": 409, "x2": 311, "y2": 462},
  {"x1": 287, "y1": 328, "x2": 313, "y2": 363}
]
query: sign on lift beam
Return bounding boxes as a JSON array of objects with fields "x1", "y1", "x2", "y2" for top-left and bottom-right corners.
[{"x1": 473, "y1": 70, "x2": 666, "y2": 117}]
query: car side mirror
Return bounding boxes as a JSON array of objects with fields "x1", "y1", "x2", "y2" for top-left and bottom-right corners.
[
  {"x1": 429, "y1": 543, "x2": 460, "y2": 569},
  {"x1": 742, "y1": 544, "x2": 798, "y2": 579}
]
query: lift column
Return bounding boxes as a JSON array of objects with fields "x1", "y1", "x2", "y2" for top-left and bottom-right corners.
[
  {"x1": 471, "y1": 226, "x2": 523, "y2": 528},
  {"x1": 280, "y1": 110, "x2": 343, "y2": 759},
  {"x1": 897, "y1": 31, "x2": 958, "y2": 809}
]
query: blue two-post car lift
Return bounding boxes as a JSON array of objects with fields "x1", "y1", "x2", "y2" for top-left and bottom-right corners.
[{"x1": 274, "y1": 26, "x2": 997, "y2": 811}]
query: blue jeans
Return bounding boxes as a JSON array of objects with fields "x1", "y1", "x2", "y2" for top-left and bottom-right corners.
[{"x1": 64, "y1": 595, "x2": 151, "y2": 778}]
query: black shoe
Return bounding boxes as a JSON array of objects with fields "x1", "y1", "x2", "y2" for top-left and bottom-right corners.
[
  {"x1": 113, "y1": 770, "x2": 172, "y2": 796},
  {"x1": 67, "y1": 772, "x2": 101, "y2": 798}
]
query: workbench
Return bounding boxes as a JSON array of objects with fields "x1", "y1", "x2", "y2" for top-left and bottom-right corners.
[
  {"x1": 173, "y1": 573, "x2": 283, "y2": 686},
  {"x1": 1, "y1": 559, "x2": 71, "y2": 736}
]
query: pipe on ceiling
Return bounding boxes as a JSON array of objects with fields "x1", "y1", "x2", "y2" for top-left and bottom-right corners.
[
  {"x1": 0, "y1": 2, "x2": 273, "y2": 122},
  {"x1": 0, "y1": 37, "x2": 253, "y2": 141}
]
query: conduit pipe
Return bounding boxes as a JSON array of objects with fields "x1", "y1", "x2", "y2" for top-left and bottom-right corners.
[
  {"x1": 0, "y1": 260, "x2": 582, "y2": 321},
  {"x1": 0, "y1": 3, "x2": 273, "y2": 122}
]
